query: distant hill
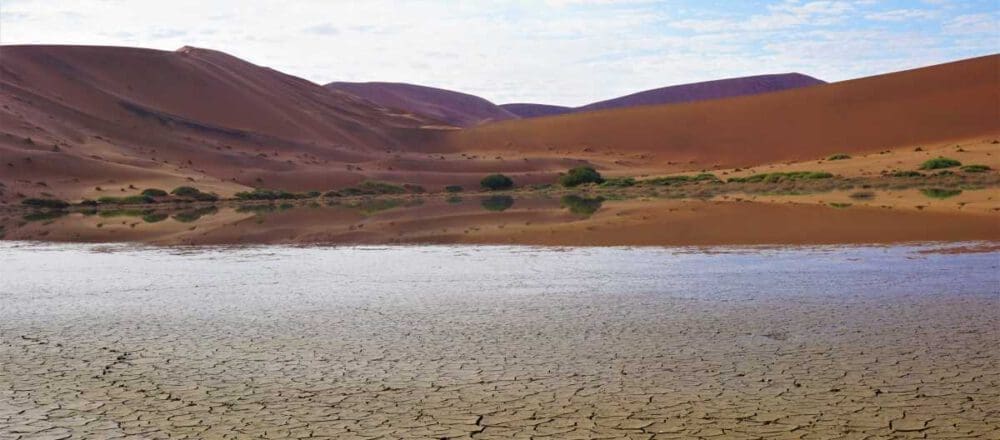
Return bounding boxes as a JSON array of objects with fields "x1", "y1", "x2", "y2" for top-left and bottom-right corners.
[
  {"x1": 499, "y1": 103, "x2": 573, "y2": 118},
  {"x1": 325, "y1": 82, "x2": 518, "y2": 127},
  {"x1": 577, "y1": 73, "x2": 825, "y2": 112},
  {"x1": 502, "y1": 73, "x2": 825, "y2": 118}
]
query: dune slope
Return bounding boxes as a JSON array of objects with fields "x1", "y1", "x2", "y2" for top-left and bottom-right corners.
[
  {"x1": 443, "y1": 55, "x2": 1000, "y2": 170},
  {"x1": 0, "y1": 45, "x2": 449, "y2": 201},
  {"x1": 326, "y1": 82, "x2": 518, "y2": 127}
]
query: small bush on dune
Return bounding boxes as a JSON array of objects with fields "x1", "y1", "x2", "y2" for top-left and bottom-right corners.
[
  {"x1": 170, "y1": 186, "x2": 219, "y2": 201},
  {"x1": 645, "y1": 173, "x2": 719, "y2": 186},
  {"x1": 98, "y1": 195, "x2": 155, "y2": 205},
  {"x1": 960, "y1": 164, "x2": 991, "y2": 173},
  {"x1": 21, "y1": 198, "x2": 70, "y2": 209},
  {"x1": 827, "y1": 154, "x2": 851, "y2": 160},
  {"x1": 480, "y1": 174, "x2": 514, "y2": 191},
  {"x1": 234, "y1": 189, "x2": 303, "y2": 200},
  {"x1": 889, "y1": 170, "x2": 923, "y2": 178},
  {"x1": 326, "y1": 181, "x2": 408, "y2": 197},
  {"x1": 171, "y1": 186, "x2": 201, "y2": 197},
  {"x1": 727, "y1": 171, "x2": 832, "y2": 183},
  {"x1": 559, "y1": 167, "x2": 604, "y2": 187},
  {"x1": 919, "y1": 157, "x2": 961, "y2": 170},
  {"x1": 140, "y1": 188, "x2": 168, "y2": 197},
  {"x1": 445, "y1": 185, "x2": 463, "y2": 193},
  {"x1": 600, "y1": 177, "x2": 636, "y2": 187}
]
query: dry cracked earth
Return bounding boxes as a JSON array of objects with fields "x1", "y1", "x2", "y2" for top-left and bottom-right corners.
[{"x1": 1, "y1": 245, "x2": 999, "y2": 439}]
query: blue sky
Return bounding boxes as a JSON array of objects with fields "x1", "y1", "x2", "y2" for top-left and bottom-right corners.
[{"x1": 1, "y1": 0, "x2": 997, "y2": 106}]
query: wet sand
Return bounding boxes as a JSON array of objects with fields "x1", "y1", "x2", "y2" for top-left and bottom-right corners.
[{"x1": 2, "y1": 244, "x2": 998, "y2": 439}]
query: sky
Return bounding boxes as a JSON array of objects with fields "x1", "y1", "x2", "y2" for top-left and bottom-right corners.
[{"x1": 1, "y1": 0, "x2": 997, "y2": 106}]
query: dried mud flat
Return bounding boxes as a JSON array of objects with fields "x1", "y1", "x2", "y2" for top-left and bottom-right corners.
[{"x1": 1, "y1": 244, "x2": 998, "y2": 439}]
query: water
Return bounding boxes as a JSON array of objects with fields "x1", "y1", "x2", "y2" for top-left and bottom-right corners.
[{"x1": 1, "y1": 242, "x2": 998, "y2": 438}]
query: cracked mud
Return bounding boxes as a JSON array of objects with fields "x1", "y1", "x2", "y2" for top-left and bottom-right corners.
[{"x1": 1, "y1": 243, "x2": 998, "y2": 439}]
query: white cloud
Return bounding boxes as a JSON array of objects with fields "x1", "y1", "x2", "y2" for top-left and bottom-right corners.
[{"x1": 866, "y1": 9, "x2": 938, "y2": 21}]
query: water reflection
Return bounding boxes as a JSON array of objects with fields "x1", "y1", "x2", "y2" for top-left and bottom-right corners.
[
  {"x1": 2, "y1": 186, "x2": 994, "y2": 246},
  {"x1": 560, "y1": 195, "x2": 604, "y2": 217},
  {"x1": 480, "y1": 195, "x2": 514, "y2": 212}
]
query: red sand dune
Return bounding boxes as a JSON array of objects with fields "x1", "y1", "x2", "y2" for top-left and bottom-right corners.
[
  {"x1": 442, "y1": 55, "x2": 1000, "y2": 170},
  {"x1": 326, "y1": 82, "x2": 518, "y2": 127},
  {"x1": 500, "y1": 73, "x2": 824, "y2": 118},
  {"x1": 0, "y1": 45, "x2": 460, "y2": 201}
]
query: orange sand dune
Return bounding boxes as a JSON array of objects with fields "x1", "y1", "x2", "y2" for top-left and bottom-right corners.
[{"x1": 441, "y1": 55, "x2": 1000, "y2": 171}]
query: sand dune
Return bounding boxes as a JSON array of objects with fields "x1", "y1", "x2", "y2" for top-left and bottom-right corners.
[
  {"x1": 326, "y1": 82, "x2": 518, "y2": 127},
  {"x1": 444, "y1": 55, "x2": 1000, "y2": 171},
  {"x1": 1, "y1": 45, "x2": 997, "y2": 205},
  {"x1": 502, "y1": 73, "x2": 824, "y2": 118}
]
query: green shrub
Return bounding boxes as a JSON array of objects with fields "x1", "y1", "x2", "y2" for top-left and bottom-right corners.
[
  {"x1": 919, "y1": 157, "x2": 961, "y2": 170},
  {"x1": 920, "y1": 188, "x2": 962, "y2": 199},
  {"x1": 727, "y1": 171, "x2": 832, "y2": 183},
  {"x1": 170, "y1": 186, "x2": 219, "y2": 201},
  {"x1": 848, "y1": 191, "x2": 876, "y2": 200},
  {"x1": 647, "y1": 173, "x2": 719, "y2": 185},
  {"x1": 445, "y1": 185, "x2": 463, "y2": 193},
  {"x1": 600, "y1": 177, "x2": 636, "y2": 187},
  {"x1": 828, "y1": 203, "x2": 852, "y2": 209},
  {"x1": 827, "y1": 154, "x2": 851, "y2": 160},
  {"x1": 21, "y1": 198, "x2": 70, "y2": 209},
  {"x1": 480, "y1": 195, "x2": 514, "y2": 211},
  {"x1": 560, "y1": 195, "x2": 604, "y2": 216},
  {"x1": 889, "y1": 170, "x2": 923, "y2": 178},
  {"x1": 960, "y1": 164, "x2": 991, "y2": 173},
  {"x1": 327, "y1": 181, "x2": 408, "y2": 197},
  {"x1": 140, "y1": 188, "x2": 168, "y2": 197},
  {"x1": 559, "y1": 166, "x2": 604, "y2": 187},
  {"x1": 170, "y1": 186, "x2": 201, "y2": 197},
  {"x1": 97, "y1": 195, "x2": 155, "y2": 205},
  {"x1": 480, "y1": 174, "x2": 514, "y2": 191},
  {"x1": 234, "y1": 189, "x2": 301, "y2": 200}
]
